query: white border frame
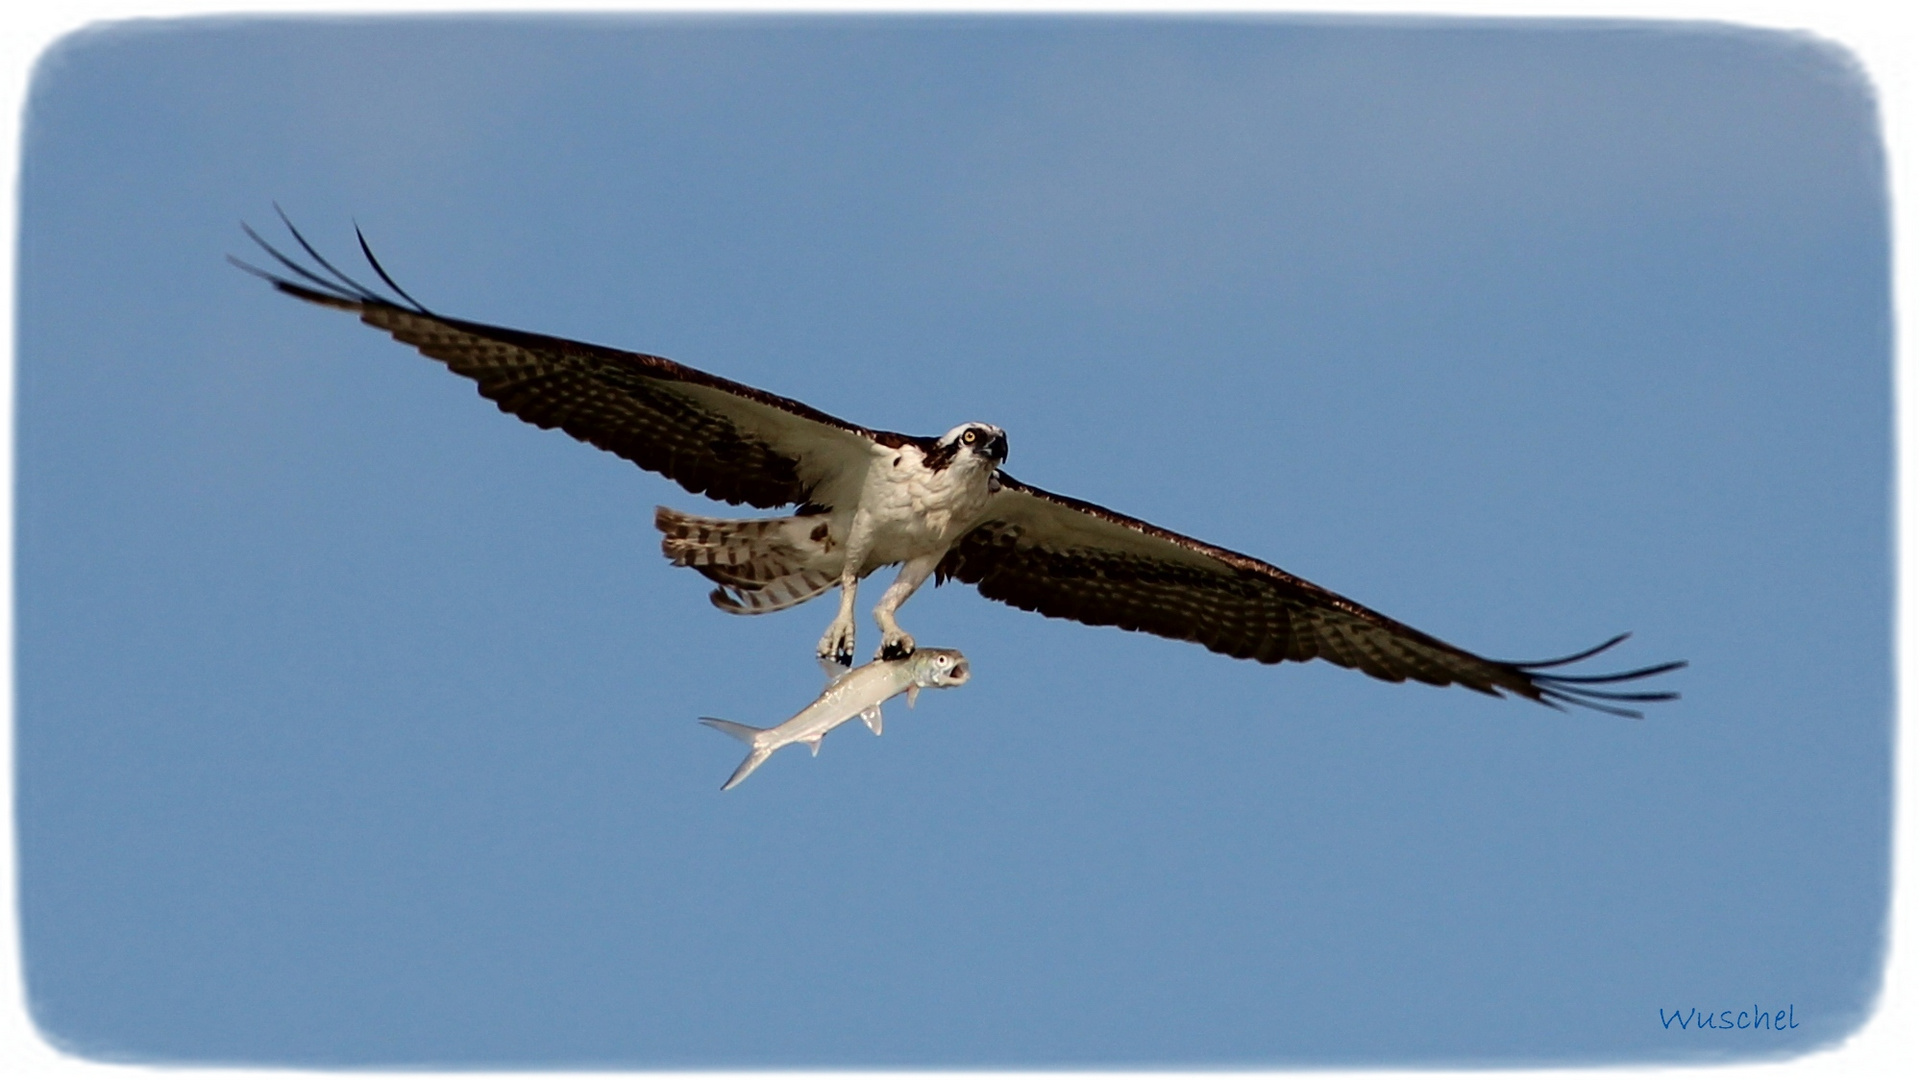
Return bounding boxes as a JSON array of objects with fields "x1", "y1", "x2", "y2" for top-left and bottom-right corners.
[{"x1": 2, "y1": 3, "x2": 1909, "y2": 1078}]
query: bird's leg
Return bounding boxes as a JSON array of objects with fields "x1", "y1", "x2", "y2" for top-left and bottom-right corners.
[
  {"x1": 873, "y1": 555, "x2": 938, "y2": 660},
  {"x1": 817, "y1": 574, "x2": 859, "y2": 670},
  {"x1": 817, "y1": 523, "x2": 868, "y2": 669}
]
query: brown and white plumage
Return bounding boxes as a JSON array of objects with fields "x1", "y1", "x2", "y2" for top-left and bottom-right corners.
[
  {"x1": 937, "y1": 478, "x2": 1679, "y2": 712},
  {"x1": 234, "y1": 215, "x2": 1682, "y2": 716}
]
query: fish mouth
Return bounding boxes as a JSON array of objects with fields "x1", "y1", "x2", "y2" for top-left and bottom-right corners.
[{"x1": 949, "y1": 660, "x2": 970, "y2": 681}]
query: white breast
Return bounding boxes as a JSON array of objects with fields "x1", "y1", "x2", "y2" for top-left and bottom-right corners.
[{"x1": 855, "y1": 444, "x2": 994, "y2": 570}]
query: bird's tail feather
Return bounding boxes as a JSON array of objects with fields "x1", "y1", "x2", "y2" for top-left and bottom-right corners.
[
  {"x1": 709, "y1": 570, "x2": 837, "y2": 615},
  {"x1": 656, "y1": 506, "x2": 841, "y2": 615}
]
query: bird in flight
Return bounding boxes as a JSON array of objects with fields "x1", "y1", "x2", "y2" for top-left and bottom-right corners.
[{"x1": 233, "y1": 213, "x2": 1682, "y2": 717}]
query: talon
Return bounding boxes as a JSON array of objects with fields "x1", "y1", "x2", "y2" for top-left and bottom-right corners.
[
  {"x1": 817, "y1": 621, "x2": 857, "y2": 671},
  {"x1": 878, "y1": 635, "x2": 916, "y2": 661}
]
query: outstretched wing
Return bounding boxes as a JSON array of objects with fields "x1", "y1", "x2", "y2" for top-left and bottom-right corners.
[
  {"x1": 233, "y1": 213, "x2": 917, "y2": 510},
  {"x1": 938, "y1": 476, "x2": 1683, "y2": 716}
]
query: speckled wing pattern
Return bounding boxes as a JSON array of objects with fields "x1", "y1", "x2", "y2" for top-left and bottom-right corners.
[
  {"x1": 938, "y1": 477, "x2": 1682, "y2": 716},
  {"x1": 232, "y1": 214, "x2": 910, "y2": 511}
]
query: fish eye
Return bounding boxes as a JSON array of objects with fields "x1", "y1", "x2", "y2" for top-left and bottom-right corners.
[{"x1": 962, "y1": 430, "x2": 978, "y2": 445}]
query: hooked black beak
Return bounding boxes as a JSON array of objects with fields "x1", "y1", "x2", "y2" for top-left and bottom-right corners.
[{"x1": 985, "y1": 432, "x2": 1008, "y2": 464}]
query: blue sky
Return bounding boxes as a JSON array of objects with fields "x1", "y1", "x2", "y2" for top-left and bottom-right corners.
[{"x1": 10, "y1": 13, "x2": 1893, "y2": 1069}]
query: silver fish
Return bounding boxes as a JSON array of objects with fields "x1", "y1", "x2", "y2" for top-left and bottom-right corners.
[{"x1": 701, "y1": 648, "x2": 971, "y2": 790}]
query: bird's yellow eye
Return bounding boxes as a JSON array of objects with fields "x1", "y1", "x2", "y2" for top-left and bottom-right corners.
[{"x1": 963, "y1": 430, "x2": 978, "y2": 444}]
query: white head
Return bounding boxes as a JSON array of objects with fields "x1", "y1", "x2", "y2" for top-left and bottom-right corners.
[{"x1": 926, "y1": 423, "x2": 1008, "y2": 472}]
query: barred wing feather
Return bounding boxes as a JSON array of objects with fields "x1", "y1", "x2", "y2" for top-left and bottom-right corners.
[
  {"x1": 234, "y1": 216, "x2": 901, "y2": 510},
  {"x1": 938, "y1": 477, "x2": 1683, "y2": 716}
]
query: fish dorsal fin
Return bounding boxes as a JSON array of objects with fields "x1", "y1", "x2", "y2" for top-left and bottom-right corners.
[
  {"x1": 907, "y1": 685, "x2": 920, "y2": 709},
  {"x1": 803, "y1": 733, "x2": 824, "y2": 757},
  {"x1": 860, "y1": 705, "x2": 884, "y2": 735}
]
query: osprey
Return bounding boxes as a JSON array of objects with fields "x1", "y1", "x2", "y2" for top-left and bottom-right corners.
[{"x1": 234, "y1": 215, "x2": 1682, "y2": 717}]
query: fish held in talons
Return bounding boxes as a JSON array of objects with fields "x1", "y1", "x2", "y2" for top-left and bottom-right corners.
[{"x1": 701, "y1": 648, "x2": 971, "y2": 790}]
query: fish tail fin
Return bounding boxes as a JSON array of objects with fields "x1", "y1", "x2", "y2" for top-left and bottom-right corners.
[
  {"x1": 700, "y1": 717, "x2": 763, "y2": 743},
  {"x1": 700, "y1": 717, "x2": 773, "y2": 790}
]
